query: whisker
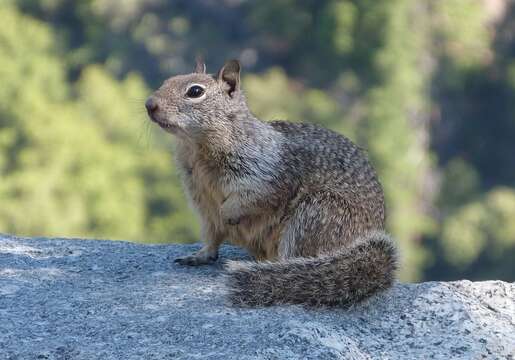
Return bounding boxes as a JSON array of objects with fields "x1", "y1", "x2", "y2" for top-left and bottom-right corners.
[
  {"x1": 136, "y1": 119, "x2": 153, "y2": 148},
  {"x1": 128, "y1": 96, "x2": 147, "y2": 104}
]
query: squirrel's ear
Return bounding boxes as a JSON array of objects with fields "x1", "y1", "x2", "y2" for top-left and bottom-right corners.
[
  {"x1": 194, "y1": 56, "x2": 206, "y2": 74},
  {"x1": 217, "y1": 59, "x2": 240, "y2": 97}
]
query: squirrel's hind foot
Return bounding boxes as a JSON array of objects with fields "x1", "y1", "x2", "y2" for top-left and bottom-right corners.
[{"x1": 174, "y1": 250, "x2": 218, "y2": 266}]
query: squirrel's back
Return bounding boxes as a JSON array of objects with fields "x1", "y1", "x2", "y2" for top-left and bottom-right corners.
[{"x1": 270, "y1": 120, "x2": 386, "y2": 235}]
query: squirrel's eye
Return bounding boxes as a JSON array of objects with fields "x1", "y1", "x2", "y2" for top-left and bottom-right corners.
[{"x1": 186, "y1": 85, "x2": 205, "y2": 98}]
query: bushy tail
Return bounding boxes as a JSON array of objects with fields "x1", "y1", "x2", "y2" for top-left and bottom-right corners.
[{"x1": 226, "y1": 231, "x2": 398, "y2": 307}]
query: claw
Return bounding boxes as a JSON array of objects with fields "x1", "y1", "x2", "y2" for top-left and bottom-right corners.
[
  {"x1": 174, "y1": 253, "x2": 218, "y2": 266},
  {"x1": 226, "y1": 217, "x2": 240, "y2": 226}
]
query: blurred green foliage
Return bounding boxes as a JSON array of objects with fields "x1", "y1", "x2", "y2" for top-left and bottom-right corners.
[
  {"x1": 1, "y1": 0, "x2": 514, "y2": 282},
  {"x1": 0, "y1": 4, "x2": 198, "y2": 244}
]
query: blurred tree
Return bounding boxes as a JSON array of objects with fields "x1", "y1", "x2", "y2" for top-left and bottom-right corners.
[
  {"x1": 354, "y1": 1, "x2": 436, "y2": 280},
  {"x1": 244, "y1": 68, "x2": 354, "y2": 137},
  {"x1": 425, "y1": 0, "x2": 515, "y2": 281}
]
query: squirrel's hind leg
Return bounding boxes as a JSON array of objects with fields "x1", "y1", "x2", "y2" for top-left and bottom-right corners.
[{"x1": 278, "y1": 192, "x2": 355, "y2": 259}]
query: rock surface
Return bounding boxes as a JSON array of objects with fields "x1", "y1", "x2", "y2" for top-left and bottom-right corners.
[{"x1": 0, "y1": 233, "x2": 514, "y2": 360}]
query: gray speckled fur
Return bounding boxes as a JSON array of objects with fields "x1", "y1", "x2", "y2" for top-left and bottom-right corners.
[{"x1": 146, "y1": 59, "x2": 398, "y2": 307}]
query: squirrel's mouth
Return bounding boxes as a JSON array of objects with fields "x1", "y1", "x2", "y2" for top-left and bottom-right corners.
[
  {"x1": 148, "y1": 114, "x2": 179, "y2": 133},
  {"x1": 157, "y1": 122, "x2": 173, "y2": 129},
  {"x1": 155, "y1": 121, "x2": 179, "y2": 133}
]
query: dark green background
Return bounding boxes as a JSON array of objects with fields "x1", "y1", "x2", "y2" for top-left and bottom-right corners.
[{"x1": 1, "y1": 0, "x2": 514, "y2": 282}]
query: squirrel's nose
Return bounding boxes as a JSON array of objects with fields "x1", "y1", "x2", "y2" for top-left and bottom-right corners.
[{"x1": 145, "y1": 97, "x2": 159, "y2": 114}]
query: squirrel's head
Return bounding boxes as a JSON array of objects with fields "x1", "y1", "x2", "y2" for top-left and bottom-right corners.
[{"x1": 145, "y1": 59, "x2": 247, "y2": 140}]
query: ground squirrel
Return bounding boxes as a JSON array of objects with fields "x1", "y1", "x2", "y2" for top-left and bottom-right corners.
[{"x1": 145, "y1": 59, "x2": 398, "y2": 307}]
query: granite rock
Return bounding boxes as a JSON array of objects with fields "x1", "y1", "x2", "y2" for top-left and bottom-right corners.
[{"x1": 0, "y1": 234, "x2": 514, "y2": 359}]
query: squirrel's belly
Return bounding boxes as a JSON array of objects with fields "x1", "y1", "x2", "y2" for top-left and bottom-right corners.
[
  {"x1": 225, "y1": 214, "x2": 283, "y2": 261},
  {"x1": 187, "y1": 171, "x2": 282, "y2": 260}
]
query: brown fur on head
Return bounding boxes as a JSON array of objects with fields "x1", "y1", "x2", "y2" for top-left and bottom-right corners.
[{"x1": 145, "y1": 59, "x2": 246, "y2": 140}]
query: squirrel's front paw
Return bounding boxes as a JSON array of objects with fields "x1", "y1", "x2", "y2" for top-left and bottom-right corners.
[
  {"x1": 225, "y1": 216, "x2": 241, "y2": 226},
  {"x1": 220, "y1": 200, "x2": 244, "y2": 226}
]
